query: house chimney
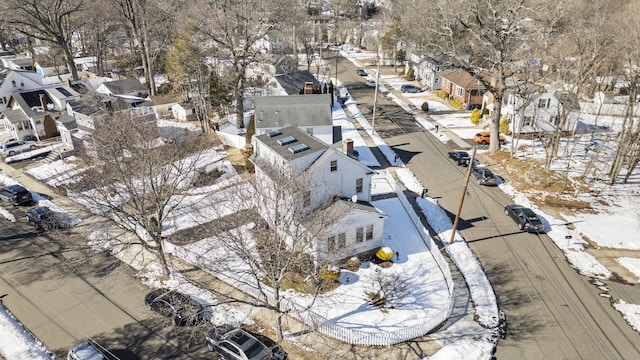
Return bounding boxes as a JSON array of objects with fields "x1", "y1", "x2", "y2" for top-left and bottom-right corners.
[
  {"x1": 39, "y1": 94, "x2": 46, "y2": 110},
  {"x1": 304, "y1": 82, "x2": 313, "y2": 95},
  {"x1": 342, "y1": 138, "x2": 354, "y2": 156}
]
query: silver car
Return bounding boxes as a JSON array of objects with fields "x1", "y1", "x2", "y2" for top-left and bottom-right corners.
[
  {"x1": 1, "y1": 140, "x2": 37, "y2": 156},
  {"x1": 67, "y1": 341, "x2": 105, "y2": 360}
]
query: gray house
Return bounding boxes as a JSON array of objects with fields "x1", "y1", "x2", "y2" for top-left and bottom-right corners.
[{"x1": 253, "y1": 94, "x2": 339, "y2": 145}]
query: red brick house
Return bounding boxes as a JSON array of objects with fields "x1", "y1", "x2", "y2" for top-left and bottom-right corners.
[{"x1": 440, "y1": 70, "x2": 487, "y2": 109}]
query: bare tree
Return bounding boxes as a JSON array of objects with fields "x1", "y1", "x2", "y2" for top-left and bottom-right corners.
[
  {"x1": 184, "y1": 164, "x2": 354, "y2": 340},
  {"x1": 2, "y1": 0, "x2": 87, "y2": 80},
  {"x1": 193, "y1": 0, "x2": 298, "y2": 128},
  {"x1": 64, "y1": 111, "x2": 214, "y2": 276}
]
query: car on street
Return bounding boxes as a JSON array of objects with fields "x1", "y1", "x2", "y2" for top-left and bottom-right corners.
[
  {"x1": 67, "y1": 341, "x2": 106, "y2": 360},
  {"x1": 0, "y1": 184, "x2": 33, "y2": 206},
  {"x1": 1, "y1": 140, "x2": 37, "y2": 156},
  {"x1": 473, "y1": 131, "x2": 506, "y2": 146},
  {"x1": 144, "y1": 288, "x2": 210, "y2": 326},
  {"x1": 206, "y1": 327, "x2": 287, "y2": 360},
  {"x1": 471, "y1": 167, "x2": 498, "y2": 186},
  {"x1": 504, "y1": 204, "x2": 545, "y2": 233},
  {"x1": 365, "y1": 78, "x2": 377, "y2": 87},
  {"x1": 447, "y1": 150, "x2": 478, "y2": 167},
  {"x1": 356, "y1": 68, "x2": 368, "y2": 76},
  {"x1": 400, "y1": 84, "x2": 423, "y2": 93},
  {"x1": 26, "y1": 206, "x2": 66, "y2": 230}
]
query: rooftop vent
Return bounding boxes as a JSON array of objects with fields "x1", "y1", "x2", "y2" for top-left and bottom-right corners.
[
  {"x1": 267, "y1": 130, "x2": 282, "y2": 137},
  {"x1": 277, "y1": 136, "x2": 297, "y2": 145},
  {"x1": 289, "y1": 143, "x2": 310, "y2": 154}
]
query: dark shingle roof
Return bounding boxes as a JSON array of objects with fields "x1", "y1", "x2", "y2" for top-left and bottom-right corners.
[
  {"x1": 273, "y1": 70, "x2": 321, "y2": 95},
  {"x1": 101, "y1": 78, "x2": 147, "y2": 95}
]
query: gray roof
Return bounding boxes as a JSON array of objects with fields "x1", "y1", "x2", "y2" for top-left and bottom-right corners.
[
  {"x1": 254, "y1": 94, "x2": 332, "y2": 129},
  {"x1": 101, "y1": 78, "x2": 147, "y2": 95},
  {"x1": 1, "y1": 109, "x2": 29, "y2": 124},
  {"x1": 273, "y1": 70, "x2": 321, "y2": 95},
  {"x1": 310, "y1": 197, "x2": 385, "y2": 227},
  {"x1": 56, "y1": 112, "x2": 77, "y2": 129},
  {"x1": 253, "y1": 125, "x2": 327, "y2": 163}
]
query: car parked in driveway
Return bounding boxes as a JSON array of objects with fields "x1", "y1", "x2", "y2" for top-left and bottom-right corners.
[
  {"x1": 473, "y1": 131, "x2": 506, "y2": 145},
  {"x1": 26, "y1": 206, "x2": 66, "y2": 230},
  {"x1": 206, "y1": 327, "x2": 287, "y2": 360},
  {"x1": 67, "y1": 340, "x2": 106, "y2": 360},
  {"x1": 471, "y1": 167, "x2": 497, "y2": 186},
  {"x1": 144, "y1": 288, "x2": 210, "y2": 326},
  {"x1": 400, "y1": 84, "x2": 423, "y2": 93},
  {"x1": 1, "y1": 140, "x2": 37, "y2": 156},
  {"x1": 0, "y1": 184, "x2": 33, "y2": 205},
  {"x1": 504, "y1": 204, "x2": 545, "y2": 233}
]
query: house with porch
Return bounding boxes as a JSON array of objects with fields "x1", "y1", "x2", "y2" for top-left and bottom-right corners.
[
  {"x1": 250, "y1": 126, "x2": 386, "y2": 265},
  {"x1": 0, "y1": 84, "x2": 80, "y2": 141},
  {"x1": 253, "y1": 94, "x2": 338, "y2": 145}
]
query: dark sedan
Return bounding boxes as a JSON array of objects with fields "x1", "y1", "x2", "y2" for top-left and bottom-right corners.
[
  {"x1": 447, "y1": 151, "x2": 478, "y2": 167},
  {"x1": 504, "y1": 205, "x2": 545, "y2": 233},
  {"x1": 356, "y1": 68, "x2": 368, "y2": 76},
  {"x1": 144, "y1": 288, "x2": 210, "y2": 326},
  {"x1": 0, "y1": 184, "x2": 33, "y2": 206}
]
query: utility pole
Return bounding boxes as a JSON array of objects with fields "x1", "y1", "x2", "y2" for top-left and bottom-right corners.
[
  {"x1": 371, "y1": 44, "x2": 381, "y2": 135},
  {"x1": 449, "y1": 147, "x2": 476, "y2": 244}
]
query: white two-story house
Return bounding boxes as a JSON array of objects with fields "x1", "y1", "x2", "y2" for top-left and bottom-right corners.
[
  {"x1": 250, "y1": 126, "x2": 386, "y2": 266},
  {"x1": 502, "y1": 89, "x2": 577, "y2": 136}
]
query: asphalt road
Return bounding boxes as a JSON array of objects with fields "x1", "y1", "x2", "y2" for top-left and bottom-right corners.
[
  {"x1": 332, "y1": 50, "x2": 640, "y2": 359},
  {"x1": 0, "y1": 205, "x2": 212, "y2": 359}
]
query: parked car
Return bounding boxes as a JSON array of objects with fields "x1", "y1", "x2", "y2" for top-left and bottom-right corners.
[
  {"x1": 144, "y1": 288, "x2": 210, "y2": 326},
  {"x1": 365, "y1": 78, "x2": 377, "y2": 87},
  {"x1": 504, "y1": 204, "x2": 545, "y2": 233},
  {"x1": 67, "y1": 341, "x2": 106, "y2": 360},
  {"x1": 1, "y1": 140, "x2": 37, "y2": 156},
  {"x1": 473, "y1": 131, "x2": 506, "y2": 146},
  {"x1": 26, "y1": 206, "x2": 65, "y2": 230},
  {"x1": 400, "y1": 84, "x2": 423, "y2": 93},
  {"x1": 206, "y1": 327, "x2": 287, "y2": 360},
  {"x1": 471, "y1": 167, "x2": 497, "y2": 186},
  {"x1": 0, "y1": 184, "x2": 33, "y2": 206},
  {"x1": 356, "y1": 68, "x2": 368, "y2": 76},
  {"x1": 447, "y1": 151, "x2": 478, "y2": 167}
]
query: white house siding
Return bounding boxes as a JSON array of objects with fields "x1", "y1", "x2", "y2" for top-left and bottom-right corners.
[
  {"x1": 309, "y1": 155, "x2": 372, "y2": 208},
  {"x1": 319, "y1": 210, "x2": 385, "y2": 263}
]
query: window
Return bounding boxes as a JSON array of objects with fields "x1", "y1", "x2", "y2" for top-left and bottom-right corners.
[
  {"x1": 355, "y1": 178, "x2": 363, "y2": 193},
  {"x1": 456, "y1": 87, "x2": 463, "y2": 96},
  {"x1": 11, "y1": 80, "x2": 16, "y2": 87},
  {"x1": 356, "y1": 227, "x2": 364, "y2": 242},
  {"x1": 366, "y1": 224, "x2": 373, "y2": 241},
  {"x1": 303, "y1": 190, "x2": 310, "y2": 206},
  {"x1": 538, "y1": 98, "x2": 550, "y2": 108},
  {"x1": 330, "y1": 160, "x2": 337, "y2": 172},
  {"x1": 523, "y1": 116, "x2": 533, "y2": 126},
  {"x1": 327, "y1": 236, "x2": 336, "y2": 251},
  {"x1": 434, "y1": 77, "x2": 440, "y2": 84},
  {"x1": 338, "y1": 233, "x2": 346, "y2": 248},
  {"x1": 553, "y1": 115, "x2": 560, "y2": 125}
]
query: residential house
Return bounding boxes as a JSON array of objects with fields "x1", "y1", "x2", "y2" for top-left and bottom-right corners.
[
  {"x1": 502, "y1": 89, "x2": 576, "y2": 136},
  {"x1": 96, "y1": 78, "x2": 149, "y2": 98},
  {"x1": 0, "y1": 84, "x2": 80, "y2": 141},
  {"x1": 440, "y1": 70, "x2": 486, "y2": 110},
  {"x1": 250, "y1": 126, "x2": 385, "y2": 265},
  {"x1": 265, "y1": 70, "x2": 322, "y2": 96},
  {"x1": 1, "y1": 56, "x2": 35, "y2": 72},
  {"x1": 415, "y1": 54, "x2": 458, "y2": 91},
  {"x1": 0, "y1": 68, "x2": 44, "y2": 113},
  {"x1": 253, "y1": 94, "x2": 338, "y2": 145}
]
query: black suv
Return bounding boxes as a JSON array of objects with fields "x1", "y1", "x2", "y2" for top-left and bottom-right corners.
[{"x1": 0, "y1": 184, "x2": 33, "y2": 205}]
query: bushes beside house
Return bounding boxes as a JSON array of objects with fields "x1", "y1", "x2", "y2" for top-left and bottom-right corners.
[
  {"x1": 470, "y1": 108, "x2": 482, "y2": 125},
  {"x1": 449, "y1": 98, "x2": 463, "y2": 110},
  {"x1": 436, "y1": 90, "x2": 448, "y2": 100}
]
